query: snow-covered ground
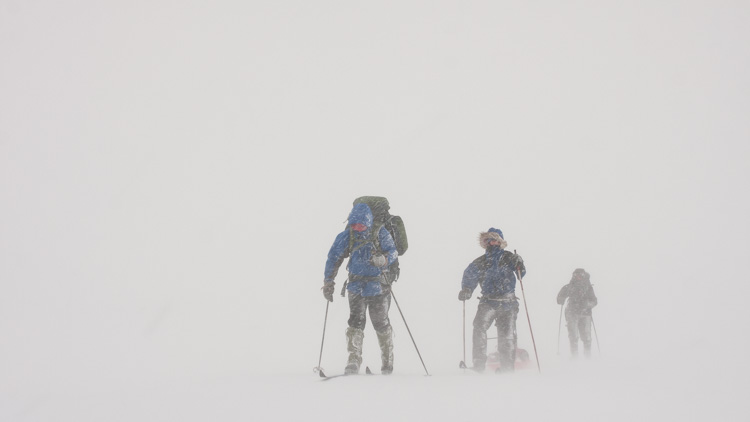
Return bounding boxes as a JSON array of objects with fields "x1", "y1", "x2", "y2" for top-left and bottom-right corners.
[
  {"x1": 2, "y1": 354, "x2": 744, "y2": 421},
  {"x1": 2, "y1": 1, "x2": 749, "y2": 421}
]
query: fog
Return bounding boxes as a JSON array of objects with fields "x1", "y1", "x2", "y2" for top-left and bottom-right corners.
[{"x1": 1, "y1": 1, "x2": 749, "y2": 421}]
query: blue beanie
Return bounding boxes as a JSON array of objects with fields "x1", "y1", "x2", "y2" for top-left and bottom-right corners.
[{"x1": 488, "y1": 227, "x2": 504, "y2": 239}]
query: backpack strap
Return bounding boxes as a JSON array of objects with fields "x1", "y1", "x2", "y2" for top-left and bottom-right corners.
[
  {"x1": 346, "y1": 226, "x2": 354, "y2": 257},
  {"x1": 372, "y1": 223, "x2": 384, "y2": 252},
  {"x1": 340, "y1": 275, "x2": 349, "y2": 297},
  {"x1": 348, "y1": 224, "x2": 384, "y2": 256}
]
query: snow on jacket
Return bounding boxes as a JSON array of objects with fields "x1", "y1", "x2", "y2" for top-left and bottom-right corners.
[
  {"x1": 462, "y1": 228, "x2": 526, "y2": 300},
  {"x1": 324, "y1": 203, "x2": 399, "y2": 297}
]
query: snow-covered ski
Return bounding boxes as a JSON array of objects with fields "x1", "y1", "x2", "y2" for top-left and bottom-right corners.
[
  {"x1": 318, "y1": 367, "x2": 377, "y2": 380},
  {"x1": 319, "y1": 371, "x2": 348, "y2": 380}
]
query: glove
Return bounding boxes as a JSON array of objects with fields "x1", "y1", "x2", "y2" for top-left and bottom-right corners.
[
  {"x1": 512, "y1": 254, "x2": 525, "y2": 272},
  {"x1": 322, "y1": 282, "x2": 335, "y2": 302},
  {"x1": 458, "y1": 288, "x2": 472, "y2": 301},
  {"x1": 370, "y1": 254, "x2": 388, "y2": 268}
]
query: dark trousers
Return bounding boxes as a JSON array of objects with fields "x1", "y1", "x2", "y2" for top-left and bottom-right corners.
[
  {"x1": 565, "y1": 308, "x2": 592, "y2": 354},
  {"x1": 348, "y1": 292, "x2": 391, "y2": 334},
  {"x1": 473, "y1": 301, "x2": 519, "y2": 371}
]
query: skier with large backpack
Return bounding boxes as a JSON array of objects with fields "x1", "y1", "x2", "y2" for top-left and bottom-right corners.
[
  {"x1": 322, "y1": 197, "x2": 407, "y2": 375},
  {"x1": 458, "y1": 228, "x2": 526, "y2": 373},
  {"x1": 557, "y1": 268, "x2": 598, "y2": 358}
]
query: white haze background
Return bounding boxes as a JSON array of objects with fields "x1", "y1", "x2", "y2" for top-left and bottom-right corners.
[{"x1": 1, "y1": 1, "x2": 749, "y2": 421}]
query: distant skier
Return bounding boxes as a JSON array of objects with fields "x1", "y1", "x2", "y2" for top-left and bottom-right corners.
[
  {"x1": 322, "y1": 202, "x2": 399, "y2": 375},
  {"x1": 557, "y1": 268, "x2": 598, "y2": 358},
  {"x1": 458, "y1": 228, "x2": 526, "y2": 373}
]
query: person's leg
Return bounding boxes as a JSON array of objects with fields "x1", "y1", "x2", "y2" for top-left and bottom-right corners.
[
  {"x1": 472, "y1": 302, "x2": 497, "y2": 371},
  {"x1": 495, "y1": 301, "x2": 519, "y2": 372},
  {"x1": 369, "y1": 293, "x2": 394, "y2": 374},
  {"x1": 566, "y1": 308, "x2": 581, "y2": 357},
  {"x1": 345, "y1": 293, "x2": 367, "y2": 374},
  {"x1": 579, "y1": 315, "x2": 593, "y2": 358}
]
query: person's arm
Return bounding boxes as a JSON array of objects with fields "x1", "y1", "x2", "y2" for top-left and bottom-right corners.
[
  {"x1": 503, "y1": 251, "x2": 526, "y2": 278},
  {"x1": 378, "y1": 226, "x2": 399, "y2": 265},
  {"x1": 587, "y1": 286, "x2": 598, "y2": 309},
  {"x1": 459, "y1": 261, "x2": 481, "y2": 300},
  {"x1": 324, "y1": 230, "x2": 349, "y2": 282}
]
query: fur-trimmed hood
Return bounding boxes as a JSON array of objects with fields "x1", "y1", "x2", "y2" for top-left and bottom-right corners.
[{"x1": 479, "y1": 227, "x2": 508, "y2": 249}]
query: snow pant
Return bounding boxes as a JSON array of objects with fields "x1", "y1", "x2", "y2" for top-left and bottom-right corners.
[
  {"x1": 345, "y1": 326, "x2": 365, "y2": 374},
  {"x1": 347, "y1": 292, "x2": 393, "y2": 373},
  {"x1": 472, "y1": 300, "x2": 519, "y2": 372},
  {"x1": 565, "y1": 308, "x2": 592, "y2": 357}
]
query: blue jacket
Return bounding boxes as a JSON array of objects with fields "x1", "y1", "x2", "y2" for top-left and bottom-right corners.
[
  {"x1": 324, "y1": 203, "x2": 399, "y2": 297},
  {"x1": 462, "y1": 246, "x2": 526, "y2": 300}
]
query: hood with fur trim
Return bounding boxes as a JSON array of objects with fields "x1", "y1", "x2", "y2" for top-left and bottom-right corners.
[{"x1": 479, "y1": 227, "x2": 508, "y2": 249}]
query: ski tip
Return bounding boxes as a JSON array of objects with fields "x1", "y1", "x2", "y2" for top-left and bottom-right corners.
[
  {"x1": 365, "y1": 366, "x2": 373, "y2": 375},
  {"x1": 318, "y1": 369, "x2": 327, "y2": 378}
]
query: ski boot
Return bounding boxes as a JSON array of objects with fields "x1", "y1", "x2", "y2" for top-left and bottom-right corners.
[
  {"x1": 570, "y1": 342, "x2": 579, "y2": 359},
  {"x1": 377, "y1": 327, "x2": 394, "y2": 375},
  {"x1": 345, "y1": 327, "x2": 364, "y2": 375}
]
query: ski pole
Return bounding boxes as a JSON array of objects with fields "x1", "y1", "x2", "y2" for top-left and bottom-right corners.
[
  {"x1": 459, "y1": 300, "x2": 467, "y2": 369},
  {"x1": 462, "y1": 300, "x2": 466, "y2": 365},
  {"x1": 314, "y1": 301, "x2": 330, "y2": 374},
  {"x1": 557, "y1": 301, "x2": 564, "y2": 355},
  {"x1": 591, "y1": 313, "x2": 601, "y2": 356},
  {"x1": 390, "y1": 290, "x2": 430, "y2": 376},
  {"x1": 515, "y1": 251, "x2": 541, "y2": 373}
]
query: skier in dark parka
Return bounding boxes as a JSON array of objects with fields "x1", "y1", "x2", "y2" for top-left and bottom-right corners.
[
  {"x1": 322, "y1": 203, "x2": 399, "y2": 375},
  {"x1": 557, "y1": 268, "x2": 598, "y2": 358},
  {"x1": 458, "y1": 228, "x2": 526, "y2": 372}
]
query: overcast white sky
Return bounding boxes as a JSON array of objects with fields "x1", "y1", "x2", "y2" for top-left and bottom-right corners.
[{"x1": 1, "y1": 1, "x2": 749, "y2": 420}]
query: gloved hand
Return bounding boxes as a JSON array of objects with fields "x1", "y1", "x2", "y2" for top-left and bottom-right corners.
[
  {"x1": 322, "y1": 282, "x2": 335, "y2": 302},
  {"x1": 370, "y1": 254, "x2": 388, "y2": 268},
  {"x1": 511, "y1": 253, "x2": 525, "y2": 272},
  {"x1": 458, "y1": 288, "x2": 472, "y2": 301}
]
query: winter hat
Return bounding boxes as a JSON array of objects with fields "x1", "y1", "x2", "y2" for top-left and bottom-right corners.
[{"x1": 479, "y1": 227, "x2": 508, "y2": 249}]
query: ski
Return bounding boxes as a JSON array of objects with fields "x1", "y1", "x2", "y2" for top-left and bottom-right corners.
[
  {"x1": 318, "y1": 367, "x2": 377, "y2": 380},
  {"x1": 320, "y1": 372, "x2": 349, "y2": 380}
]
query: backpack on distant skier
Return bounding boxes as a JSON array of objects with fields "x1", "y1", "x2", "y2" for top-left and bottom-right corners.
[{"x1": 351, "y1": 196, "x2": 408, "y2": 283}]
